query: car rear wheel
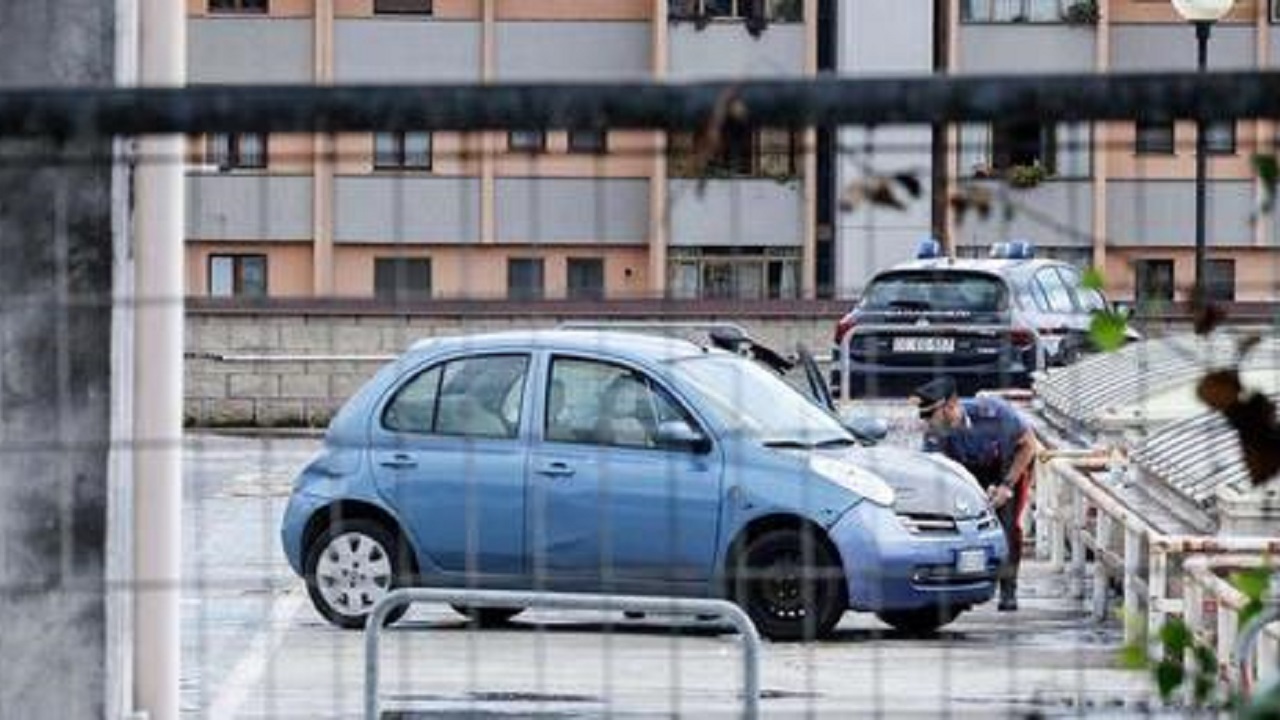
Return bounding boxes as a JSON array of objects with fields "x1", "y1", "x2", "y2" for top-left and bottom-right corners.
[
  {"x1": 450, "y1": 605, "x2": 524, "y2": 626},
  {"x1": 731, "y1": 528, "x2": 846, "y2": 642},
  {"x1": 876, "y1": 606, "x2": 961, "y2": 635},
  {"x1": 304, "y1": 519, "x2": 412, "y2": 629}
]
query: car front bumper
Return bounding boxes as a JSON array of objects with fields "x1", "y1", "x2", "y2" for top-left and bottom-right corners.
[{"x1": 830, "y1": 501, "x2": 1008, "y2": 612}]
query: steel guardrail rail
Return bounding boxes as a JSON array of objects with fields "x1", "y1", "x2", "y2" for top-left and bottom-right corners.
[{"x1": 363, "y1": 588, "x2": 763, "y2": 720}]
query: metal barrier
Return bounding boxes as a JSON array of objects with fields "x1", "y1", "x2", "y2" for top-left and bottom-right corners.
[
  {"x1": 363, "y1": 588, "x2": 763, "y2": 720},
  {"x1": 1039, "y1": 456, "x2": 1280, "y2": 650},
  {"x1": 1182, "y1": 557, "x2": 1280, "y2": 694}
]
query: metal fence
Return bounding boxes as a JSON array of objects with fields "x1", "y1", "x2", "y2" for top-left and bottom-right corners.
[{"x1": 4, "y1": 54, "x2": 1280, "y2": 720}]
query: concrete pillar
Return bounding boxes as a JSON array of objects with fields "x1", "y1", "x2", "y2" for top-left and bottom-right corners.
[{"x1": 0, "y1": 0, "x2": 117, "y2": 717}]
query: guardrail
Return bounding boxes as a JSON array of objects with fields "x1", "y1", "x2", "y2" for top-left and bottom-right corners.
[
  {"x1": 1182, "y1": 556, "x2": 1280, "y2": 697},
  {"x1": 363, "y1": 588, "x2": 763, "y2": 720},
  {"x1": 1039, "y1": 456, "x2": 1280, "y2": 654}
]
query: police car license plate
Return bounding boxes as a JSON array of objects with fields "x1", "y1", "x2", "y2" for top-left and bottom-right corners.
[
  {"x1": 893, "y1": 336, "x2": 955, "y2": 354},
  {"x1": 956, "y1": 549, "x2": 986, "y2": 575}
]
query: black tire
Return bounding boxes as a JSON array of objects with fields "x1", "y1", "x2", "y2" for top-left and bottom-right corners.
[
  {"x1": 876, "y1": 606, "x2": 961, "y2": 635},
  {"x1": 450, "y1": 605, "x2": 524, "y2": 626},
  {"x1": 730, "y1": 528, "x2": 846, "y2": 641},
  {"x1": 303, "y1": 518, "x2": 414, "y2": 630}
]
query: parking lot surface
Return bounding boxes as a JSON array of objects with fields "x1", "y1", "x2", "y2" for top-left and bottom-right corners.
[{"x1": 182, "y1": 424, "x2": 1156, "y2": 719}]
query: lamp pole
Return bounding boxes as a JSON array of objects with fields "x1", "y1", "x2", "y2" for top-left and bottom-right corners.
[{"x1": 1193, "y1": 20, "x2": 1211, "y2": 303}]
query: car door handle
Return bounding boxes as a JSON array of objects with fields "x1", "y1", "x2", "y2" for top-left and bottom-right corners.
[
  {"x1": 379, "y1": 453, "x2": 417, "y2": 469},
  {"x1": 534, "y1": 462, "x2": 575, "y2": 478}
]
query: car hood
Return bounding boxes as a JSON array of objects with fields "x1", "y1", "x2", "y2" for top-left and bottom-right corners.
[{"x1": 829, "y1": 445, "x2": 989, "y2": 519}]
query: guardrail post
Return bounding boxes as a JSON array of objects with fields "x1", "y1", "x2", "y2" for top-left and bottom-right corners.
[
  {"x1": 1069, "y1": 487, "x2": 1087, "y2": 601},
  {"x1": 1123, "y1": 526, "x2": 1143, "y2": 645},
  {"x1": 1034, "y1": 458, "x2": 1052, "y2": 562},
  {"x1": 1148, "y1": 551, "x2": 1169, "y2": 652},
  {"x1": 1092, "y1": 515, "x2": 1114, "y2": 621}
]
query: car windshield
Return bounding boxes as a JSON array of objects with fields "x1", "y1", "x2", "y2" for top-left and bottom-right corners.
[
  {"x1": 668, "y1": 353, "x2": 852, "y2": 447},
  {"x1": 862, "y1": 271, "x2": 1007, "y2": 313}
]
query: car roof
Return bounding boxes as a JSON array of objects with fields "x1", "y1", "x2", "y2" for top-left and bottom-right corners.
[
  {"x1": 406, "y1": 329, "x2": 711, "y2": 363},
  {"x1": 879, "y1": 257, "x2": 1069, "y2": 280}
]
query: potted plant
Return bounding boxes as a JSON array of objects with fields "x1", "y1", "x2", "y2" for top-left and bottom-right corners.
[
  {"x1": 1062, "y1": 0, "x2": 1100, "y2": 26},
  {"x1": 1006, "y1": 162, "x2": 1051, "y2": 189}
]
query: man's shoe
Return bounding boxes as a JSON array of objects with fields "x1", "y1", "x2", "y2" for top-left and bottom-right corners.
[{"x1": 998, "y1": 580, "x2": 1018, "y2": 612}]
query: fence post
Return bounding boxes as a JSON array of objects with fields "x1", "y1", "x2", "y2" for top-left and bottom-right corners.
[
  {"x1": 1070, "y1": 487, "x2": 1087, "y2": 601},
  {"x1": 1123, "y1": 526, "x2": 1144, "y2": 645},
  {"x1": 1092, "y1": 515, "x2": 1114, "y2": 621}
]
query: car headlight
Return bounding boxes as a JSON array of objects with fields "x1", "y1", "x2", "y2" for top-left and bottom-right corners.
[{"x1": 809, "y1": 456, "x2": 896, "y2": 508}]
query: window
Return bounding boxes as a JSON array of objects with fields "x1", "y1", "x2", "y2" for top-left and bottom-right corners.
[
  {"x1": 1204, "y1": 121, "x2": 1237, "y2": 155},
  {"x1": 209, "y1": 0, "x2": 267, "y2": 12},
  {"x1": 208, "y1": 133, "x2": 267, "y2": 171},
  {"x1": 1272, "y1": 0, "x2": 1279, "y2": 24},
  {"x1": 508, "y1": 130, "x2": 546, "y2": 153},
  {"x1": 546, "y1": 358, "x2": 697, "y2": 450},
  {"x1": 668, "y1": 248, "x2": 799, "y2": 300},
  {"x1": 383, "y1": 355, "x2": 529, "y2": 439},
  {"x1": 374, "y1": 0, "x2": 432, "y2": 13},
  {"x1": 374, "y1": 132, "x2": 432, "y2": 169},
  {"x1": 1057, "y1": 265, "x2": 1107, "y2": 312},
  {"x1": 862, "y1": 271, "x2": 1008, "y2": 313},
  {"x1": 508, "y1": 258, "x2": 545, "y2": 301},
  {"x1": 567, "y1": 258, "x2": 605, "y2": 301},
  {"x1": 668, "y1": 127, "x2": 800, "y2": 179},
  {"x1": 1206, "y1": 259, "x2": 1236, "y2": 302},
  {"x1": 670, "y1": 0, "x2": 800, "y2": 21},
  {"x1": 961, "y1": 0, "x2": 1068, "y2": 22},
  {"x1": 959, "y1": 123, "x2": 1090, "y2": 179},
  {"x1": 1135, "y1": 120, "x2": 1175, "y2": 155},
  {"x1": 374, "y1": 258, "x2": 432, "y2": 301},
  {"x1": 208, "y1": 254, "x2": 267, "y2": 298},
  {"x1": 567, "y1": 130, "x2": 607, "y2": 154},
  {"x1": 1134, "y1": 259, "x2": 1175, "y2": 304},
  {"x1": 1034, "y1": 268, "x2": 1077, "y2": 313}
]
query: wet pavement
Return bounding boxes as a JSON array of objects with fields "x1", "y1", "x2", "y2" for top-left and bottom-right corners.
[{"x1": 181, "y1": 429, "x2": 1157, "y2": 719}]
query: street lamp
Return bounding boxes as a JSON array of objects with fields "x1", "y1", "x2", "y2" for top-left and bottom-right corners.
[{"x1": 1171, "y1": 0, "x2": 1234, "y2": 303}]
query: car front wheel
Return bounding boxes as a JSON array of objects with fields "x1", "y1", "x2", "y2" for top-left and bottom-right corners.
[
  {"x1": 304, "y1": 519, "x2": 411, "y2": 629},
  {"x1": 731, "y1": 528, "x2": 846, "y2": 641}
]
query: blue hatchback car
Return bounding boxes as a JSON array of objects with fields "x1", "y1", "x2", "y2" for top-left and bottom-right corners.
[{"x1": 281, "y1": 330, "x2": 1007, "y2": 640}]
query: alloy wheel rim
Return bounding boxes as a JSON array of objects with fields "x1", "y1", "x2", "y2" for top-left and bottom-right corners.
[{"x1": 315, "y1": 532, "x2": 393, "y2": 618}]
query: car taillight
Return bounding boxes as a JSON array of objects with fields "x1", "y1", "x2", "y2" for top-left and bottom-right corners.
[
  {"x1": 1010, "y1": 326, "x2": 1036, "y2": 348},
  {"x1": 834, "y1": 314, "x2": 857, "y2": 345}
]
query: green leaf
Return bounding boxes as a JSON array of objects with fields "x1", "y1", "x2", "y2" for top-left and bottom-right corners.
[
  {"x1": 1192, "y1": 674, "x2": 1215, "y2": 707},
  {"x1": 1089, "y1": 311, "x2": 1128, "y2": 353},
  {"x1": 1160, "y1": 618, "x2": 1193, "y2": 656},
  {"x1": 1081, "y1": 267, "x2": 1105, "y2": 291},
  {"x1": 1229, "y1": 567, "x2": 1272, "y2": 604},
  {"x1": 1254, "y1": 153, "x2": 1279, "y2": 187},
  {"x1": 1154, "y1": 658, "x2": 1186, "y2": 701},
  {"x1": 1119, "y1": 642, "x2": 1150, "y2": 670},
  {"x1": 1239, "y1": 598, "x2": 1264, "y2": 629},
  {"x1": 1192, "y1": 643, "x2": 1217, "y2": 672}
]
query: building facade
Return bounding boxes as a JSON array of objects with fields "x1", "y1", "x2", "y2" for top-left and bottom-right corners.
[
  {"x1": 839, "y1": 0, "x2": 1280, "y2": 302},
  {"x1": 186, "y1": 0, "x2": 822, "y2": 302}
]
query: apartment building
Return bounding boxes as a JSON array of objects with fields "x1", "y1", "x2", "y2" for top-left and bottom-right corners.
[
  {"x1": 186, "y1": 0, "x2": 825, "y2": 302},
  {"x1": 840, "y1": 0, "x2": 1280, "y2": 302}
]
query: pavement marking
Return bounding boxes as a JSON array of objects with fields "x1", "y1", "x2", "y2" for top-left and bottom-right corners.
[{"x1": 205, "y1": 588, "x2": 307, "y2": 720}]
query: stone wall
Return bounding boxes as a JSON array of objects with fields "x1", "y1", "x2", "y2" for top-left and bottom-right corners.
[{"x1": 184, "y1": 303, "x2": 845, "y2": 427}]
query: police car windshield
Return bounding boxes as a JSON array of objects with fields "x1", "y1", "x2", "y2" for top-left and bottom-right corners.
[
  {"x1": 862, "y1": 271, "x2": 1007, "y2": 313},
  {"x1": 668, "y1": 354, "x2": 849, "y2": 444}
]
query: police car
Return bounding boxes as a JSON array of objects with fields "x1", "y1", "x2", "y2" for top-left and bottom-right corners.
[{"x1": 832, "y1": 240, "x2": 1133, "y2": 397}]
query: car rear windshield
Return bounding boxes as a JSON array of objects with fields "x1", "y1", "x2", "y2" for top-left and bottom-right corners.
[{"x1": 861, "y1": 271, "x2": 1008, "y2": 313}]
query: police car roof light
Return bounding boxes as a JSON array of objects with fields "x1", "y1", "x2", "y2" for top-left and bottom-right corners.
[
  {"x1": 1006, "y1": 240, "x2": 1036, "y2": 259},
  {"x1": 916, "y1": 238, "x2": 943, "y2": 259},
  {"x1": 988, "y1": 242, "x2": 1010, "y2": 259}
]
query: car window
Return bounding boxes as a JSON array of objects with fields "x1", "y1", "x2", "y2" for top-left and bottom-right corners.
[
  {"x1": 384, "y1": 354, "x2": 528, "y2": 439},
  {"x1": 1036, "y1": 268, "x2": 1076, "y2": 314},
  {"x1": 546, "y1": 357, "x2": 695, "y2": 450},
  {"x1": 861, "y1": 271, "x2": 1007, "y2": 313},
  {"x1": 383, "y1": 365, "x2": 442, "y2": 433},
  {"x1": 1057, "y1": 266, "x2": 1106, "y2": 312}
]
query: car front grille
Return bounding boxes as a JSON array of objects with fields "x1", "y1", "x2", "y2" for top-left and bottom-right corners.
[{"x1": 897, "y1": 512, "x2": 958, "y2": 535}]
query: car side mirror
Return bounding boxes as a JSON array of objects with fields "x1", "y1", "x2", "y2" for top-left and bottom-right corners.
[
  {"x1": 654, "y1": 421, "x2": 712, "y2": 454},
  {"x1": 841, "y1": 412, "x2": 889, "y2": 446}
]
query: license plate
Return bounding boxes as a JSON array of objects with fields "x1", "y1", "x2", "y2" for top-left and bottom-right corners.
[
  {"x1": 892, "y1": 336, "x2": 955, "y2": 354},
  {"x1": 956, "y1": 549, "x2": 986, "y2": 575}
]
